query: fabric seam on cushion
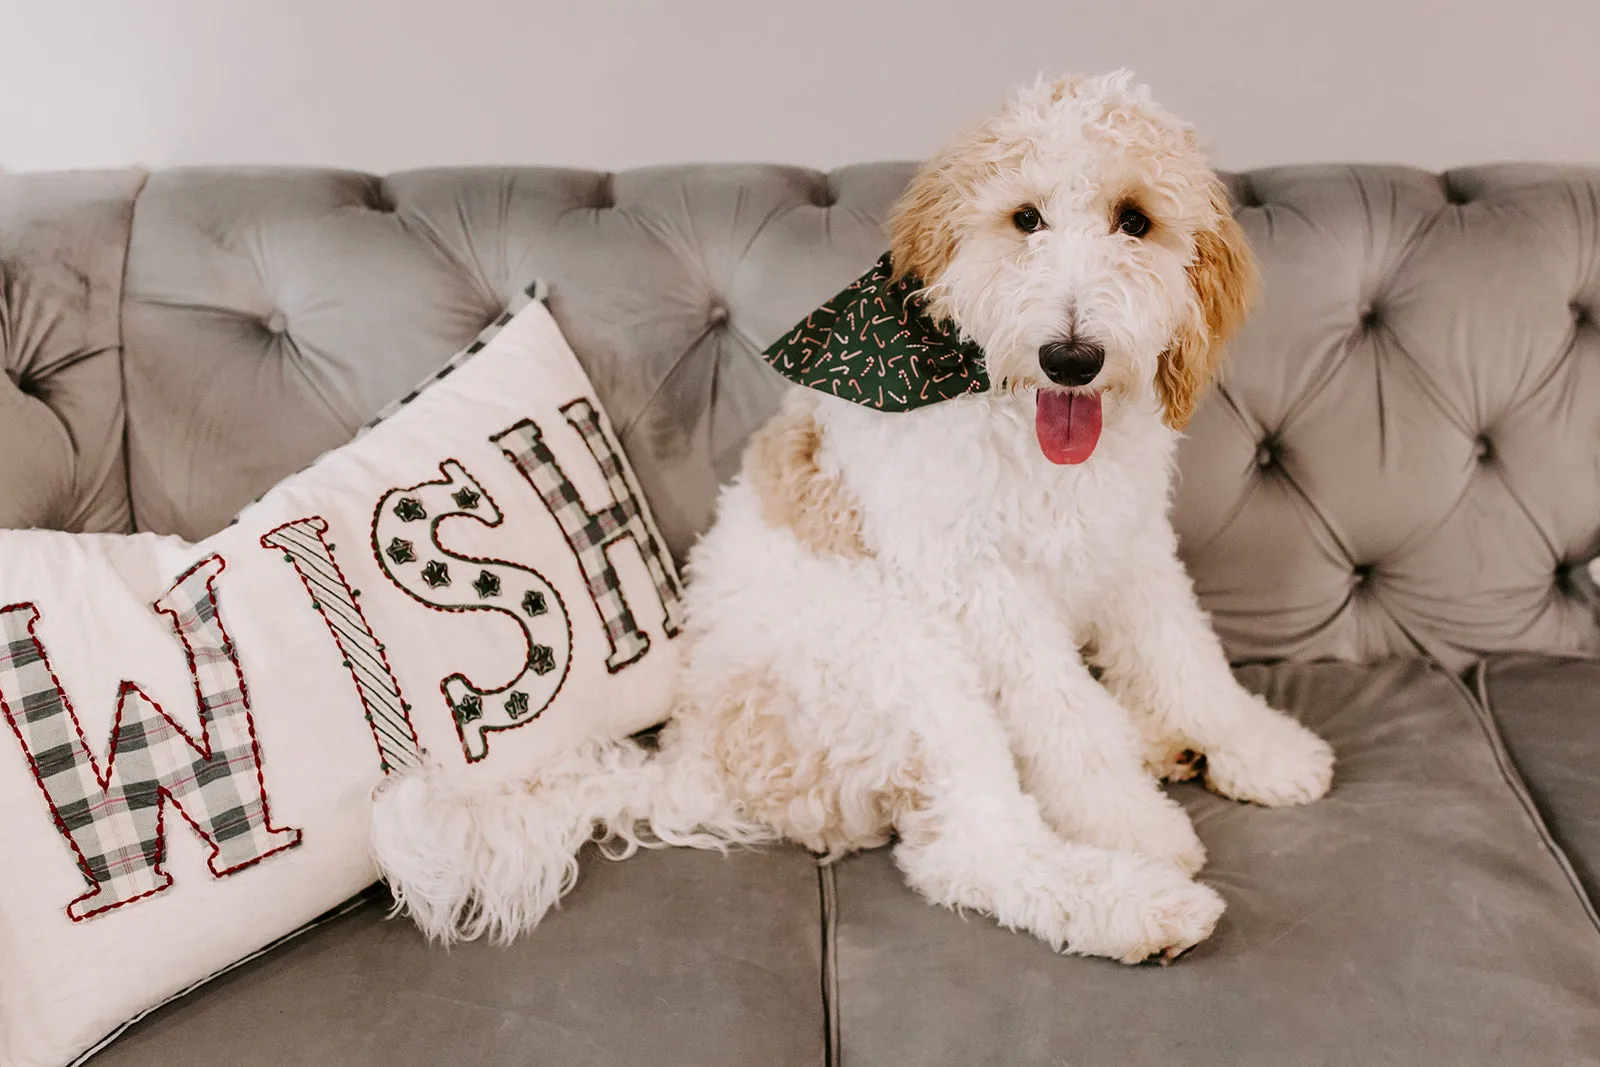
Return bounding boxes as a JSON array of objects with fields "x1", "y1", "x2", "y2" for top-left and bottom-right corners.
[
  {"x1": 73, "y1": 884, "x2": 384, "y2": 1064},
  {"x1": 115, "y1": 169, "x2": 153, "y2": 534},
  {"x1": 375, "y1": 189, "x2": 515, "y2": 310},
  {"x1": 819, "y1": 861, "x2": 840, "y2": 1067},
  {"x1": 1464, "y1": 658, "x2": 1600, "y2": 935}
]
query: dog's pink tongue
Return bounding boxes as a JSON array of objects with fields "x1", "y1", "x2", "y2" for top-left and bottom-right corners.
[{"x1": 1035, "y1": 391, "x2": 1103, "y2": 465}]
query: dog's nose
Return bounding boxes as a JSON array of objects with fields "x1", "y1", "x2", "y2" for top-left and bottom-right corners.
[{"x1": 1038, "y1": 340, "x2": 1105, "y2": 387}]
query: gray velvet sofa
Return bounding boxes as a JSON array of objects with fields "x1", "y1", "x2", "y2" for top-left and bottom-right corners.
[{"x1": 4, "y1": 162, "x2": 1600, "y2": 1066}]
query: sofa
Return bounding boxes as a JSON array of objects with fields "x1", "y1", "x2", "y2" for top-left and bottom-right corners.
[{"x1": 3, "y1": 161, "x2": 1599, "y2": 1066}]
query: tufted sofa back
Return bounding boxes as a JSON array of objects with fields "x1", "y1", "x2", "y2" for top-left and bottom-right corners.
[{"x1": 2, "y1": 163, "x2": 1597, "y2": 669}]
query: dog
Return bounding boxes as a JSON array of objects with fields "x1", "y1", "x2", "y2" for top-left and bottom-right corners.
[{"x1": 374, "y1": 70, "x2": 1335, "y2": 964}]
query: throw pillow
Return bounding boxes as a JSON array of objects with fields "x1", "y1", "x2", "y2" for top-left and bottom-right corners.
[{"x1": 0, "y1": 287, "x2": 684, "y2": 1067}]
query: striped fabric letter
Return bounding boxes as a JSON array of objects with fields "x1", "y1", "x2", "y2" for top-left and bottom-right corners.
[{"x1": 263, "y1": 517, "x2": 422, "y2": 773}]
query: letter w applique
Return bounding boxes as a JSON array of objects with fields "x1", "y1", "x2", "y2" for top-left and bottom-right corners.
[{"x1": 0, "y1": 555, "x2": 301, "y2": 922}]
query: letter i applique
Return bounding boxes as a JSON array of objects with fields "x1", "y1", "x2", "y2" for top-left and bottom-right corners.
[{"x1": 263, "y1": 517, "x2": 423, "y2": 774}]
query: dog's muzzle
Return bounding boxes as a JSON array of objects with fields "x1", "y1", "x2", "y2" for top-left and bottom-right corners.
[{"x1": 1038, "y1": 340, "x2": 1105, "y2": 387}]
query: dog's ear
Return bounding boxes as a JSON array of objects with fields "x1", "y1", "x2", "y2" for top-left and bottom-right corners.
[
  {"x1": 1156, "y1": 183, "x2": 1259, "y2": 430},
  {"x1": 888, "y1": 161, "x2": 960, "y2": 287}
]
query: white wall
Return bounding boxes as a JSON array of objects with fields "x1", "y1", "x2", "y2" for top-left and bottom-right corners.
[{"x1": 3, "y1": 0, "x2": 1597, "y2": 175}]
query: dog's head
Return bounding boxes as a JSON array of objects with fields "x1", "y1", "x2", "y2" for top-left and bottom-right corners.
[{"x1": 888, "y1": 71, "x2": 1258, "y2": 464}]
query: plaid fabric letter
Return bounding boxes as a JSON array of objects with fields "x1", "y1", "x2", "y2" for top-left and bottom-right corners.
[
  {"x1": 0, "y1": 555, "x2": 301, "y2": 921},
  {"x1": 494, "y1": 401, "x2": 684, "y2": 672}
]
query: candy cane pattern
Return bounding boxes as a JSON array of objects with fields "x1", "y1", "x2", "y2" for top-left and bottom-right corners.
[
  {"x1": 262, "y1": 517, "x2": 422, "y2": 773},
  {"x1": 372, "y1": 461, "x2": 572, "y2": 763}
]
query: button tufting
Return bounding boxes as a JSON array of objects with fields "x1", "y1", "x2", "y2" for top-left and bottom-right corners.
[
  {"x1": 1360, "y1": 306, "x2": 1382, "y2": 332},
  {"x1": 813, "y1": 176, "x2": 837, "y2": 208},
  {"x1": 1574, "y1": 303, "x2": 1591, "y2": 328},
  {"x1": 1556, "y1": 563, "x2": 1578, "y2": 596},
  {"x1": 365, "y1": 182, "x2": 395, "y2": 213},
  {"x1": 708, "y1": 303, "x2": 729, "y2": 327},
  {"x1": 264, "y1": 311, "x2": 288, "y2": 335},
  {"x1": 1352, "y1": 564, "x2": 1374, "y2": 585},
  {"x1": 1474, "y1": 436, "x2": 1492, "y2": 462},
  {"x1": 1254, "y1": 442, "x2": 1276, "y2": 469}
]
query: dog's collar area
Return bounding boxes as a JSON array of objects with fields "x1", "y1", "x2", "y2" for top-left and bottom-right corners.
[{"x1": 762, "y1": 252, "x2": 989, "y2": 412}]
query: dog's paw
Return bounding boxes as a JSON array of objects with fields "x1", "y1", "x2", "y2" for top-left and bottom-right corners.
[
  {"x1": 1203, "y1": 700, "x2": 1334, "y2": 807},
  {"x1": 1063, "y1": 857, "x2": 1225, "y2": 965},
  {"x1": 1141, "y1": 735, "x2": 1203, "y2": 783}
]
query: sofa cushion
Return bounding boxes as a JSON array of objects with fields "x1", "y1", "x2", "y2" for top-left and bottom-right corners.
[
  {"x1": 1477, "y1": 654, "x2": 1600, "y2": 904},
  {"x1": 831, "y1": 659, "x2": 1600, "y2": 1066},
  {"x1": 0, "y1": 170, "x2": 144, "y2": 535},
  {"x1": 120, "y1": 164, "x2": 917, "y2": 553},
  {"x1": 1180, "y1": 166, "x2": 1600, "y2": 670},
  {"x1": 89, "y1": 846, "x2": 825, "y2": 1067},
  {"x1": 0, "y1": 291, "x2": 686, "y2": 1067},
  {"x1": 115, "y1": 165, "x2": 1600, "y2": 669}
]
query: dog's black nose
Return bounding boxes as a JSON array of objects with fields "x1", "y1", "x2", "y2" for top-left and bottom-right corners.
[{"x1": 1038, "y1": 340, "x2": 1105, "y2": 387}]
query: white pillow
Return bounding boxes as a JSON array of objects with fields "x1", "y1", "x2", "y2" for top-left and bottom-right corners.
[{"x1": 0, "y1": 289, "x2": 684, "y2": 1067}]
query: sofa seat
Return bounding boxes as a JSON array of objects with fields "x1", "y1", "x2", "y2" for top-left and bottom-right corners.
[
  {"x1": 92, "y1": 846, "x2": 827, "y2": 1067},
  {"x1": 93, "y1": 659, "x2": 1600, "y2": 1067},
  {"x1": 1478, "y1": 655, "x2": 1600, "y2": 904},
  {"x1": 831, "y1": 659, "x2": 1600, "y2": 1067},
  {"x1": 6, "y1": 162, "x2": 1600, "y2": 1067}
]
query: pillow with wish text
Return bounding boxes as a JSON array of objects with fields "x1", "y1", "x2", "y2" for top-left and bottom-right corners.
[{"x1": 0, "y1": 286, "x2": 684, "y2": 1067}]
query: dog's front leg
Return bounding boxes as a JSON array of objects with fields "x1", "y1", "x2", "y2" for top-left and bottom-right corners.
[
  {"x1": 1089, "y1": 526, "x2": 1334, "y2": 807},
  {"x1": 891, "y1": 671, "x2": 1224, "y2": 963},
  {"x1": 962, "y1": 575, "x2": 1206, "y2": 873}
]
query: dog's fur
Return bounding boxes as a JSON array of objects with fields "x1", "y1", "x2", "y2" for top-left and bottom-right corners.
[{"x1": 373, "y1": 71, "x2": 1334, "y2": 964}]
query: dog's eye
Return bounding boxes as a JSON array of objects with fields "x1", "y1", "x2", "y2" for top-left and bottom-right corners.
[
  {"x1": 1116, "y1": 207, "x2": 1151, "y2": 238},
  {"x1": 1012, "y1": 206, "x2": 1044, "y2": 234}
]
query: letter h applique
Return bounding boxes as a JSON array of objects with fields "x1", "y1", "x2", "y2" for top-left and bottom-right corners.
[{"x1": 494, "y1": 400, "x2": 684, "y2": 672}]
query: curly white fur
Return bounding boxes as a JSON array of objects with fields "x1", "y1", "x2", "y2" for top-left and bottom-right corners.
[
  {"x1": 374, "y1": 70, "x2": 1335, "y2": 963},
  {"x1": 370, "y1": 738, "x2": 773, "y2": 944}
]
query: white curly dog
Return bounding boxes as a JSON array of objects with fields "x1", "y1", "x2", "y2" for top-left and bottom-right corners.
[{"x1": 375, "y1": 71, "x2": 1335, "y2": 965}]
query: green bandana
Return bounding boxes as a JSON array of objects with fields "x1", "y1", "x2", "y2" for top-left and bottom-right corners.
[{"x1": 763, "y1": 253, "x2": 989, "y2": 411}]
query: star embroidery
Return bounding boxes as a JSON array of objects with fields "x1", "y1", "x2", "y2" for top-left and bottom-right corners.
[
  {"x1": 504, "y1": 690, "x2": 531, "y2": 720},
  {"x1": 452, "y1": 693, "x2": 483, "y2": 725},
  {"x1": 453, "y1": 486, "x2": 481, "y2": 510},
  {"x1": 385, "y1": 538, "x2": 416, "y2": 564},
  {"x1": 530, "y1": 643, "x2": 558, "y2": 675},
  {"x1": 473, "y1": 569, "x2": 502, "y2": 599},
  {"x1": 393, "y1": 497, "x2": 427, "y2": 522},
  {"x1": 522, "y1": 590, "x2": 548, "y2": 617},
  {"x1": 422, "y1": 560, "x2": 451, "y2": 587}
]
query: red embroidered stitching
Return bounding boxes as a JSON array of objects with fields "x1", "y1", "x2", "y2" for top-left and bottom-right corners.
[
  {"x1": 369, "y1": 461, "x2": 574, "y2": 763},
  {"x1": 0, "y1": 555, "x2": 302, "y2": 922},
  {"x1": 261, "y1": 517, "x2": 422, "y2": 773},
  {"x1": 493, "y1": 402, "x2": 684, "y2": 677}
]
